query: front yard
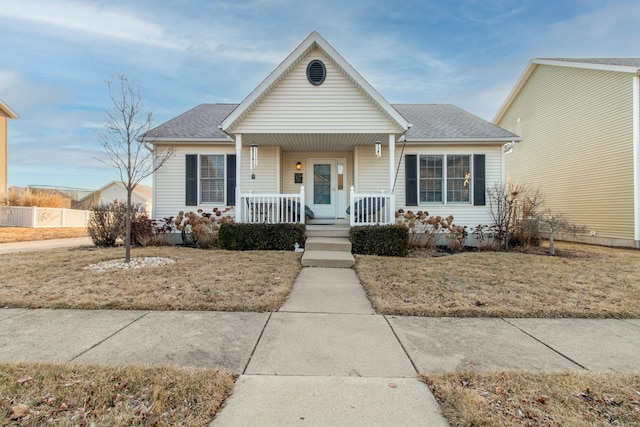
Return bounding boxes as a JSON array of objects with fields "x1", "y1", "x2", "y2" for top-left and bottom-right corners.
[
  {"x1": 1, "y1": 238, "x2": 639, "y2": 426},
  {"x1": 355, "y1": 242, "x2": 640, "y2": 318}
]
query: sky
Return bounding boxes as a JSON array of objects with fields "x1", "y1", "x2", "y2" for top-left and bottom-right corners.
[{"x1": 1, "y1": 0, "x2": 639, "y2": 190}]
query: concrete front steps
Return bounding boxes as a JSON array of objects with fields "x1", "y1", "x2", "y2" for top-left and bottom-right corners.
[{"x1": 302, "y1": 225, "x2": 356, "y2": 268}]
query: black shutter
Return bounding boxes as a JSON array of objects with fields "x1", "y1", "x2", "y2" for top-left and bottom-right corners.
[
  {"x1": 226, "y1": 154, "x2": 236, "y2": 206},
  {"x1": 185, "y1": 154, "x2": 198, "y2": 206},
  {"x1": 405, "y1": 154, "x2": 418, "y2": 206},
  {"x1": 473, "y1": 154, "x2": 486, "y2": 206}
]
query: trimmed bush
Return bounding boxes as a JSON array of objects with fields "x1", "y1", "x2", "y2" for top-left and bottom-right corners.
[
  {"x1": 350, "y1": 224, "x2": 409, "y2": 257},
  {"x1": 218, "y1": 223, "x2": 306, "y2": 251}
]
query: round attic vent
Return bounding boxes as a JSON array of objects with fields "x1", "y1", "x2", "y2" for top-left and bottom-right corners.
[{"x1": 306, "y1": 60, "x2": 326, "y2": 85}]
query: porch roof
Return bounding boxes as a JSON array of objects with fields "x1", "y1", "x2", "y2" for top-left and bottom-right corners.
[{"x1": 144, "y1": 102, "x2": 519, "y2": 147}]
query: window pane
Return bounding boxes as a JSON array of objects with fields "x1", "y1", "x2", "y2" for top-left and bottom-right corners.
[
  {"x1": 200, "y1": 155, "x2": 224, "y2": 203},
  {"x1": 313, "y1": 164, "x2": 331, "y2": 205},
  {"x1": 419, "y1": 155, "x2": 443, "y2": 203},
  {"x1": 446, "y1": 155, "x2": 470, "y2": 203}
]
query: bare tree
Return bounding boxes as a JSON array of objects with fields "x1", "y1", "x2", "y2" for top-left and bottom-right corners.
[
  {"x1": 537, "y1": 210, "x2": 586, "y2": 255},
  {"x1": 100, "y1": 75, "x2": 174, "y2": 262}
]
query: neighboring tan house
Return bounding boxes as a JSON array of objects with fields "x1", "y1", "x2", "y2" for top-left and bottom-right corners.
[
  {"x1": 495, "y1": 58, "x2": 640, "y2": 248},
  {"x1": 1, "y1": 98, "x2": 18, "y2": 195},
  {"x1": 76, "y1": 181, "x2": 153, "y2": 212},
  {"x1": 145, "y1": 32, "x2": 518, "y2": 229}
]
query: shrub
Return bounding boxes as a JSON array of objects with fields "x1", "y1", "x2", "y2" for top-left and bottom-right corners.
[
  {"x1": 174, "y1": 208, "x2": 234, "y2": 249},
  {"x1": 218, "y1": 223, "x2": 306, "y2": 251},
  {"x1": 488, "y1": 180, "x2": 544, "y2": 250},
  {"x1": 88, "y1": 202, "x2": 146, "y2": 247},
  {"x1": 88, "y1": 202, "x2": 127, "y2": 247},
  {"x1": 131, "y1": 215, "x2": 173, "y2": 247},
  {"x1": 350, "y1": 224, "x2": 408, "y2": 257},
  {"x1": 396, "y1": 210, "x2": 467, "y2": 252},
  {"x1": 472, "y1": 224, "x2": 501, "y2": 251}
]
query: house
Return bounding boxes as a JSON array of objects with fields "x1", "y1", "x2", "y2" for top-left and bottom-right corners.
[
  {"x1": 145, "y1": 32, "x2": 518, "y2": 230},
  {"x1": 0, "y1": 98, "x2": 18, "y2": 195},
  {"x1": 494, "y1": 58, "x2": 640, "y2": 248},
  {"x1": 76, "y1": 181, "x2": 153, "y2": 212}
]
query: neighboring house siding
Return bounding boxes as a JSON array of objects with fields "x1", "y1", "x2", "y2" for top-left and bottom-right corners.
[
  {"x1": 499, "y1": 65, "x2": 635, "y2": 241},
  {"x1": 0, "y1": 113, "x2": 8, "y2": 194},
  {"x1": 393, "y1": 144, "x2": 503, "y2": 227},
  {"x1": 234, "y1": 49, "x2": 400, "y2": 134}
]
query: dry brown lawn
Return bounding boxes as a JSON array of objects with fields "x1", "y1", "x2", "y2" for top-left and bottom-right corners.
[
  {"x1": 356, "y1": 242, "x2": 640, "y2": 318},
  {"x1": 0, "y1": 227, "x2": 88, "y2": 244},
  {"x1": 0, "y1": 362, "x2": 233, "y2": 426},
  {"x1": 0, "y1": 246, "x2": 301, "y2": 311},
  {"x1": 424, "y1": 371, "x2": 640, "y2": 427}
]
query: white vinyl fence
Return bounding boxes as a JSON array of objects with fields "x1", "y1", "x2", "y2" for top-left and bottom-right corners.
[{"x1": 0, "y1": 206, "x2": 90, "y2": 228}]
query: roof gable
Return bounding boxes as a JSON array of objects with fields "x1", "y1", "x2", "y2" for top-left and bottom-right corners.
[
  {"x1": 221, "y1": 31, "x2": 409, "y2": 134},
  {"x1": 0, "y1": 98, "x2": 18, "y2": 119},
  {"x1": 494, "y1": 58, "x2": 640, "y2": 123}
]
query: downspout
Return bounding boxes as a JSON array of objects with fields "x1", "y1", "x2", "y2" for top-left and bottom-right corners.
[
  {"x1": 392, "y1": 135, "x2": 407, "y2": 193},
  {"x1": 633, "y1": 75, "x2": 640, "y2": 247}
]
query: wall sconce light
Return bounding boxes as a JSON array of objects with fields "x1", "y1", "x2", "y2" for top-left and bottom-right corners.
[
  {"x1": 296, "y1": 161, "x2": 302, "y2": 170},
  {"x1": 375, "y1": 140, "x2": 382, "y2": 158},
  {"x1": 250, "y1": 144, "x2": 258, "y2": 170}
]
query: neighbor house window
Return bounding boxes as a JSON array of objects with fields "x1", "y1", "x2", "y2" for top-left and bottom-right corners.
[
  {"x1": 200, "y1": 155, "x2": 225, "y2": 203},
  {"x1": 417, "y1": 154, "x2": 471, "y2": 204}
]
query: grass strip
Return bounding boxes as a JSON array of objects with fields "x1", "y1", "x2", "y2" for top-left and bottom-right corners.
[
  {"x1": 0, "y1": 362, "x2": 234, "y2": 426},
  {"x1": 423, "y1": 371, "x2": 640, "y2": 427}
]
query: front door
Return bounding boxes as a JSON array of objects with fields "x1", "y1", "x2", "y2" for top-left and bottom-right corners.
[{"x1": 308, "y1": 158, "x2": 347, "y2": 219}]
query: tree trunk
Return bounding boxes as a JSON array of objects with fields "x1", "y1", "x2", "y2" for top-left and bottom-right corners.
[
  {"x1": 125, "y1": 189, "x2": 132, "y2": 262},
  {"x1": 549, "y1": 228, "x2": 555, "y2": 256}
]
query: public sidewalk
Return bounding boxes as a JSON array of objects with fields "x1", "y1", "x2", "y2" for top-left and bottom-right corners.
[
  {"x1": 0, "y1": 237, "x2": 93, "y2": 254},
  {"x1": 1, "y1": 239, "x2": 639, "y2": 425}
]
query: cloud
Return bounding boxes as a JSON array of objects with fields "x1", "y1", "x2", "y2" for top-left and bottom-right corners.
[
  {"x1": 535, "y1": 2, "x2": 640, "y2": 56},
  {"x1": 0, "y1": 0, "x2": 189, "y2": 50}
]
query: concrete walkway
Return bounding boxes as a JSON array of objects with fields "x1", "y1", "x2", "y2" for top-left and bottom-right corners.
[
  {"x1": 0, "y1": 237, "x2": 93, "y2": 254},
  {"x1": 1, "y1": 239, "x2": 640, "y2": 425}
]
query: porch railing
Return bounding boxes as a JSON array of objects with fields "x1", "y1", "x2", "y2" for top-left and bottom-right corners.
[
  {"x1": 239, "y1": 187, "x2": 305, "y2": 224},
  {"x1": 349, "y1": 187, "x2": 395, "y2": 226}
]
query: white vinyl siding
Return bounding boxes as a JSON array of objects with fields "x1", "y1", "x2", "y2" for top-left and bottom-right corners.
[
  {"x1": 241, "y1": 145, "x2": 279, "y2": 194},
  {"x1": 354, "y1": 145, "x2": 390, "y2": 194},
  {"x1": 234, "y1": 49, "x2": 401, "y2": 134},
  {"x1": 153, "y1": 145, "x2": 235, "y2": 219},
  {"x1": 499, "y1": 65, "x2": 635, "y2": 241},
  {"x1": 393, "y1": 144, "x2": 503, "y2": 227}
]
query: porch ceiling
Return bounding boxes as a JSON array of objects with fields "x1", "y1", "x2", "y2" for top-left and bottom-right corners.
[{"x1": 241, "y1": 133, "x2": 392, "y2": 152}]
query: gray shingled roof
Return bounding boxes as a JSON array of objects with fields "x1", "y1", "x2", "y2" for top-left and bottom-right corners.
[
  {"x1": 146, "y1": 102, "x2": 518, "y2": 141},
  {"x1": 540, "y1": 58, "x2": 640, "y2": 68},
  {"x1": 145, "y1": 103, "x2": 237, "y2": 139},
  {"x1": 394, "y1": 104, "x2": 519, "y2": 140}
]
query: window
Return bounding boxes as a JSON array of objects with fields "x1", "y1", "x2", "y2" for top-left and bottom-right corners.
[
  {"x1": 446, "y1": 155, "x2": 470, "y2": 203},
  {"x1": 415, "y1": 154, "x2": 471, "y2": 204},
  {"x1": 419, "y1": 155, "x2": 443, "y2": 203},
  {"x1": 186, "y1": 154, "x2": 236, "y2": 206},
  {"x1": 200, "y1": 155, "x2": 225, "y2": 203}
]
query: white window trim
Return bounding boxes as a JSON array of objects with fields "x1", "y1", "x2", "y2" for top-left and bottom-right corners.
[
  {"x1": 418, "y1": 153, "x2": 473, "y2": 206},
  {"x1": 199, "y1": 154, "x2": 227, "y2": 205}
]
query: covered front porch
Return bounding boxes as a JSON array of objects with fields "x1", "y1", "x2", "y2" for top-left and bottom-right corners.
[{"x1": 233, "y1": 133, "x2": 400, "y2": 226}]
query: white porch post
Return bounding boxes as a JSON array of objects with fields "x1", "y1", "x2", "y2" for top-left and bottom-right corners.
[
  {"x1": 235, "y1": 134, "x2": 242, "y2": 223},
  {"x1": 388, "y1": 134, "x2": 395, "y2": 193}
]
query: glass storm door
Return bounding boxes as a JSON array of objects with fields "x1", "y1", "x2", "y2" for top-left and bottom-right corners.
[{"x1": 309, "y1": 160, "x2": 336, "y2": 218}]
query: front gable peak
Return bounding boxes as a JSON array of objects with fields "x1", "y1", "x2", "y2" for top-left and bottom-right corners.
[{"x1": 221, "y1": 32, "x2": 409, "y2": 134}]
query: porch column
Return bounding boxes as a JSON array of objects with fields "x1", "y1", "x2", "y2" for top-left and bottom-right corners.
[
  {"x1": 235, "y1": 134, "x2": 242, "y2": 222},
  {"x1": 388, "y1": 134, "x2": 396, "y2": 193}
]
